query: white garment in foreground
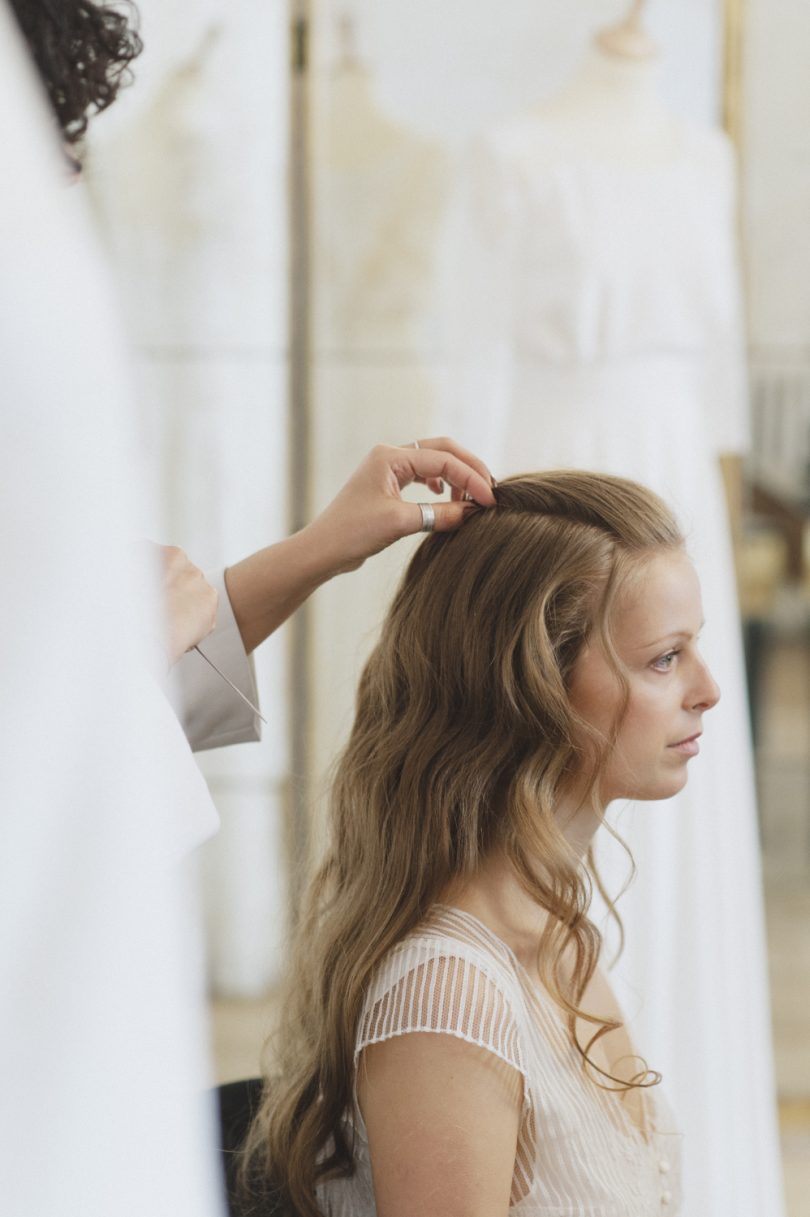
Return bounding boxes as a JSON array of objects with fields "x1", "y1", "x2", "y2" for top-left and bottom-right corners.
[
  {"x1": 0, "y1": 9, "x2": 224, "y2": 1215},
  {"x1": 439, "y1": 116, "x2": 782, "y2": 1217},
  {"x1": 319, "y1": 906, "x2": 681, "y2": 1216}
]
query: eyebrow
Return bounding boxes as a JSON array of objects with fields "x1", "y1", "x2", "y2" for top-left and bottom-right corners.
[{"x1": 637, "y1": 623, "x2": 705, "y2": 650}]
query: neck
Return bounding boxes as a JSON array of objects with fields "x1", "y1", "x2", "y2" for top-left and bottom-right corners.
[
  {"x1": 537, "y1": 42, "x2": 678, "y2": 164},
  {"x1": 595, "y1": 0, "x2": 658, "y2": 62},
  {"x1": 553, "y1": 44, "x2": 664, "y2": 125},
  {"x1": 441, "y1": 794, "x2": 605, "y2": 964},
  {"x1": 555, "y1": 792, "x2": 605, "y2": 860}
]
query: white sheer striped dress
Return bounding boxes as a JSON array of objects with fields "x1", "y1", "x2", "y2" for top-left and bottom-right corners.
[{"x1": 316, "y1": 906, "x2": 682, "y2": 1216}]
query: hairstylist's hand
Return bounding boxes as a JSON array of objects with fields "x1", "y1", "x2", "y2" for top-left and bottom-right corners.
[
  {"x1": 158, "y1": 544, "x2": 218, "y2": 666},
  {"x1": 305, "y1": 438, "x2": 497, "y2": 576}
]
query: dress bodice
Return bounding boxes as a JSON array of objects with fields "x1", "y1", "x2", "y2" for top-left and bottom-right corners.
[
  {"x1": 460, "y1": 119, "x2": 741, "y2": 362},
  {"x1": 443, "y1": 116, "x2": 748, "y2": 467},
  {"x1": 317, "y1": 906, "x2": 681, "y2": 1216}
]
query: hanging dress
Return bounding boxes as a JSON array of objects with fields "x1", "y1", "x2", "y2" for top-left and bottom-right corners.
[{"x1": 437, "y1": 115, "x2": 784, "y2": 1217}]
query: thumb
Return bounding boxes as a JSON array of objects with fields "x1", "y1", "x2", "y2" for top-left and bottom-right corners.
[{"x1": 409, "y1": 501, "x2": 480, "y2": 535}]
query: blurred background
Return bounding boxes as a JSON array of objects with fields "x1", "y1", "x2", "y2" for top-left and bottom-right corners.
[{"x1": 81, "y1": 0, "x2": 809, "y2": 1212}]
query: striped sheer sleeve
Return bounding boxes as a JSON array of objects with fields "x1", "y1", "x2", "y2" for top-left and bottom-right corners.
[{"x1": 356, "y1": 939, "x2": 528, "y2": 1084}]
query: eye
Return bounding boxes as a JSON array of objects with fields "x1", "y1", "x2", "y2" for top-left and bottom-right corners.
[{"x1": 651, "y1": 649, "x2": 680, "y2": 673}]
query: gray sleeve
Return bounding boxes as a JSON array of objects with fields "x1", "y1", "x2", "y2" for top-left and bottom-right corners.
[{"x1": 166, "y1": 569, "x2": 263, "y2": 752}]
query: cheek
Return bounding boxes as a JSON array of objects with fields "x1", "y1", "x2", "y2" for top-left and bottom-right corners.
[
  {"x1": 569, "y1": 657, "x2": 624, "y2": 736},
  {"x1": 614, "y1": 688, "x2": 667, "y2": 753}
]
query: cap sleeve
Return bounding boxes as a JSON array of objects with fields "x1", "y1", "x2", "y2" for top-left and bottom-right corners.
[{"x1": 356, "y1": 939, "x2": 528, "y2": 1085}]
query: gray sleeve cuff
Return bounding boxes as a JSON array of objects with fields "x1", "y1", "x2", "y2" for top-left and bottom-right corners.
[{"x1": 167, "y1": 569, "x2": 263, "y2": 753}]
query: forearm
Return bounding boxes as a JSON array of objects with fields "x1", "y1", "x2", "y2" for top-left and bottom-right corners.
[{"x1": 223, "y1": 523, "x2": 340, "y2": 655}]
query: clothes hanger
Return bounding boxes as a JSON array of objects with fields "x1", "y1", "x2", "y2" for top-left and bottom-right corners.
[{"x1": 595, "y1": 0, "x2": 659, "y2": 60}]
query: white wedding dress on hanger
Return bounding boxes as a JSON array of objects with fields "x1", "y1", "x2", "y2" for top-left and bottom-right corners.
[{"x1": 438, "y1": 108, "x2": 784, "y2": 1217}]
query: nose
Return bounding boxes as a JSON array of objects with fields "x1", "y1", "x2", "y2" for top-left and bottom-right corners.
[{"x1": 690, "y1": 656, "x2": 720, "y2": 712}]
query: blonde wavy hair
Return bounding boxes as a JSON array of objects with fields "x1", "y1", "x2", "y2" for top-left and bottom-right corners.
[{"x1": 240, "y1": 469, "x2": 684, "y2": 1216}]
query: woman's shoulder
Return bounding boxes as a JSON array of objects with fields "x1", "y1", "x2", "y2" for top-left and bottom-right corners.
[{"x1": 357, "y1": 905, "x2": 530, "y2": 1074}]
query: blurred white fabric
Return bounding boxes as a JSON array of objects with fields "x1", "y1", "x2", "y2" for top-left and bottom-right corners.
[
  {"x1": 438, "y1": 113, "x2": 784, "y2": 1217},
  {"x1": 86, "y1": 0, "x2": 291, "y2": 997},
  {"x1": 0, "y1": 6, "x2": 224, "y2": 1214}
]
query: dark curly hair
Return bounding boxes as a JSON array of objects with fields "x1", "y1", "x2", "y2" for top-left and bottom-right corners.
[{"x1": 8, "y1": 0, "x2": 143, "y2": 145}]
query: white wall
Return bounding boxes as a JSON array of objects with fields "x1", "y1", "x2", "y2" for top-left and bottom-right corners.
[
  {"x1": 364, "y1": 0, "x2": 721, "y2": 141},
  {"x1": 743, "y1": 0, "x2": 810, "y2": 350}
]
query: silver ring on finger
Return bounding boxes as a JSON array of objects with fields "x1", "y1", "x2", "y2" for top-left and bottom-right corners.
[
  {"x1": 412, "y1": 439, "x2": 421, "y2": 449},
  {"x1": 418, "y1": 502, "x2": 436, "y2": 533}
]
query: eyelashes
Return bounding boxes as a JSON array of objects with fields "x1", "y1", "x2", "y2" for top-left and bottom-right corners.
[{"x1": 651, "y1": 649, "x2": 680, "y2": 673}]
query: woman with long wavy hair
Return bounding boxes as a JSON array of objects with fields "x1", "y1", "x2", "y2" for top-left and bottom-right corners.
[{"x1": 241, "y1": 468, "x2": 719, "y2": 1217}]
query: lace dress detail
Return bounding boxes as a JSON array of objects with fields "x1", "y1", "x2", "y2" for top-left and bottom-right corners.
[{"x1": 317, "y1": 907, "x2": 682, "y2": 1215}]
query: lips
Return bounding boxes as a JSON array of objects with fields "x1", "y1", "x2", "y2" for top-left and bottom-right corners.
[{"x1": 668, "y1": 733, "x2": 702, "y2": 756}]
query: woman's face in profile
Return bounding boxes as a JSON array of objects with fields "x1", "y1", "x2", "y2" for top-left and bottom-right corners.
[{"x1": 568, "y1": 549, "x2": 720, "y2": 805}]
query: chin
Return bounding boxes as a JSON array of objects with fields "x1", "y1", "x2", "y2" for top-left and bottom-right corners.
[
  {"x1": 649, "y1": 769, "x2": 690, "y2": 800},
  {"x1": 620, "y1": 770, "x2": 691, "y2": 802}
]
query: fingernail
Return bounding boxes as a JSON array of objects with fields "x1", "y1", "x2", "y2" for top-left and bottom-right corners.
[{"x1": 491, "y1": 476, "x2": 498, "y2": 488}]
